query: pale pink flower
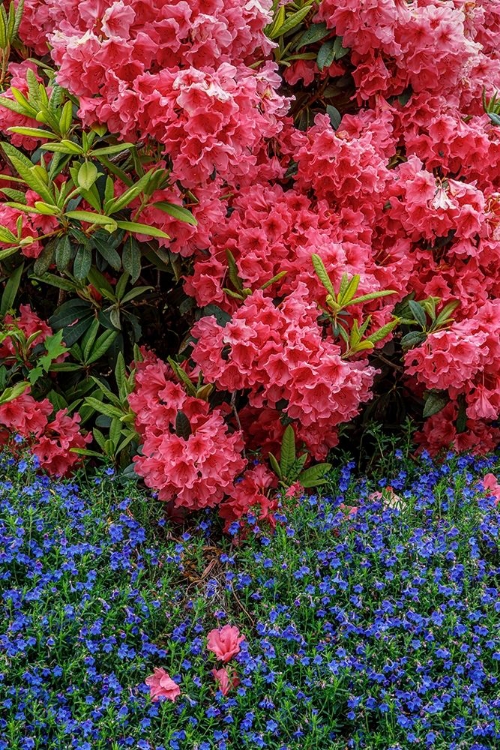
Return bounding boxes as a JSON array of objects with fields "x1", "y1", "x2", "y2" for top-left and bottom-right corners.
[
  {"x1": 145, "y1": 668, "x2": 181, "y2": 702},
  {"x1": 211, "y1": 667, "x2": 240, "y2": 696},
  {"x1": 207, "y1": 625, "x2": 245, "y2": 663}
]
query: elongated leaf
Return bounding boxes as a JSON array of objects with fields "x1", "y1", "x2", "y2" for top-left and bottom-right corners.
[
  {"x1": 73, "y1": 244, "x2": 92, "y2": 280},
  {"x1": 408, "y1": 300, "x2": 427, "y2": 328},
  {"x1": 326, "y1": 105, "x2": 341, "y2": 130},
  {"x1": 105, "y1": 170, "x2": 153, "y2": 214},
  {"x1": 121, "y1": 285, "x2": 153, "y2": 304},
  {"x1": 298, "y1": 462, "x2": 331, "y2": 488},
  {"x1": 366, "y1": 318, "x2": 399, "y2": 344},
  {"x1": 317, "y1": 39, "x2": 336, "y2": 71},
  {"x1": 168, "y1": 356, "x2": 197, "y2": 396},
  {"x1": 434, "y1": 300, "x2": 459, "y2": 328},
  {"x1": 0, "y1": 262, "x2": 24, "y2": 315},
  {"x1": 311, "y1": 253, "x2": 335, "y2": 296},
  {"x1": 344, "y1": 290, "x2": 397, "y2": 307},
  {"x1": 152, "y1": 201, "x2": 198, "y2": 226},
  {"x1": 225, "y1": 249, "x2": 243, "y2": 292},
  {"x1": 114, "y1": 352, "x2": 127, "y2": 400},
  {"x1": 280, "y1": 425, "x2": 296, "y2": 478},
  {"x1": 65, "y1": 210, "x2": 117, "y2": 230},
  {"x1": 268, "y1": 4, "x2": 312, "y2": 39},
  {"x1": 333, "y1": 36, "x2": 349, "y2": 60},
  {"x1": 0, "y1": 225, "x2": 17, "y2": 243},
  {"x1": 55, "y1": 234, "x2": 73, "y2": 271},
  {"x1": 423, "y1": 390, "x2": 449, "y2": 418},
  {"x1": 122, "y1": 236, "x2": 141, "y2": 283},
  {"x1": 93, "y1": 232, "x2": 122, "y2": 271},
  {"x1": 33, "y1": 239, "x2": 56, "y2": 275},
  {"x1": 86, "y1": 329, "x2": 118, "y2": 364},
  {"x1": 115, "y1": 220, "x2": 170, "y2": 239},
  {"x1": 268, "y1": 452, "x2": 282, "y2": 479},
  {"x1": 31, "y1": 272, "x2": 75, "y2": 292},
  {"x1": 91, "y1": 143, "x2": 135, "y2": 157},
  {"x1": 2, "y1": 143, "x2": 54, "y2": 203},
  {"x1": 0, "y1": 380, "x2": 30, "y2": 406},
  {"x1": 85, "y1": 397, "x2": 124, "y2": 420},
  {"x1": 175, "y1": 410, "x2": 192, "y2": 439},
  {"x1": 8, "y1": 126, "x2": 58, "y2": 139},
  {"x1": 401, "y1": 331, "x2": 427, "y2": 350},
  {"x1": 294, "y1": 22, "x2": 330, "y2": 50},
  {"x1": 340, "y1": 275, "x2": 360, "y2": 306},
  {"x1": 81, "y1": 318, "x2": 100, "y2": 361},
  {"x1": 77, "y1": 161, "x2": 98, "y2": 191}
]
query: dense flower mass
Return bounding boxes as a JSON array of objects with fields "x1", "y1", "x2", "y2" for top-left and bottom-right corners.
[
  {"x1": 2, "y1": 0, "x2": 500, "y2": 504},
  {"x1": 1, "y1": 452, "x2": 499, "y2": 748}
]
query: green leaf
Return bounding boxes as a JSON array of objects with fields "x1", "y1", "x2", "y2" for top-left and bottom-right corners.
[
  {"x1": 294, "y1": 22, "x2": 330, "y2": 50},
  {"x1": 41, "y1": 140, "x2": 83, "y2": 154},
  {"x1": 105, "y1": 170, "x2": 153, "y2": 214},
  {"x1": 268, "y1": 4, "x2": 312, "y2": 39},
  {"x1": 401, "y1": 331, "x2": 426, "y2": 350},
  {"x1": 344, "y1": 289, "x2": 397, "y2": 307},
  {"x1": 168, "y1": 357, "x2": 197, "y2": 396},
  {"x1": 81, "y1": 318, "x2": 100, "y2": 361},
  {"x1": 297, "y1": 462, "x2": 331, "y2": 488},
  {"x1": 122, "y1": 236, "x2": 141, "y2": 284},
  {"x1": 92, "y1": 232, "x2": 122, "y2": 271},
  {"x1": 366, "y1": 318, "x2": 399, "y2": 344},
  {"x1": 0, "y1": 261, "x2": 24, "y2": 315},
  {"x1": 2, "y1": 142, "x2": 54, "y2": 203},
  {"x1": 311, "y1": 254, "x2": 335, "y2": 297},
  {"x1": 0, "y1": 225, "x2": 18, "y2": 243},
  {"x1": 120, "y1": 285, "x2": 153, "y2": 304},
  {"x1": 225, "y1": 249, "x2": 243, "y2": 292},
  {"x1": 408, "y1": 300, "x2": 427, "y2": 328},
  {"x1": 434, "y1": 300, "x2": 459, "y2": 328},
  {"x1": 33, "y1": 239, "x2": 56, "y2": 276},
  {"x1": 333, "y1": 35, "x2": 349, "y2": 60},
  {"x1": 151, "y1": 200, "x2": 198, "y2": 226},
  {"x1": 260, "y1": 271, "x2": 287, "y2": 291},
  {"x1": 268, "y1": 452, "x2": 282, "y2": 479},
  {"x1": 488, "y1": 112, "x2": 500, "y2": 127},
  {"x1": 456, "y1": 395, "x2": 467, "y2": 434},
  {"x1": 114, "y1": 352, "x2": 127, "y2": 400},
  {"x1": 423, "y1": 390, "x2": 449, "y2": 418},
  {"x1": 86, "y1": 329, "x2": 118, "y2": 364},
  {"x1": 55, "y1": 234, "x2": 73, "y2": 271},
  {"x1": 317, "y1": 39, "x2": 336, "y2": 71},
  {"x1": 31, "y1": 272, "x2": 75, "y2": 292},
  {"x1": 326, "y1": 105, "x2": 342, "y2": 130},
  {"x1": 115, "y1": 220, "x2": 170, "y2": 239},
  {"x1": 73, "y1": 244, "x2": 92, "y2": 280},
  {"x1": 0, "y1": 380, "x2": 30, "y2": 406},
  {"x1": 8, "y1": 126, "x2": 58, "y2": 139},
  {"x1": 77, "y1": 161, "x2": 98, "y2": 191},
  {"x1": 85, "y1": 397, "x2": 124, "y2": 420},
  {"x1": 175, "y1": 410, "x2": 192, "y2": 439},
  {"x1": 90, "y1": 143, "x2": 135, "y2": 157},
  {"x1": 280, "y1": 425, "x2": 296, "y2": 478},
  {"x1": 65, "y1": 210, "x2": 118, "y2": 230}
]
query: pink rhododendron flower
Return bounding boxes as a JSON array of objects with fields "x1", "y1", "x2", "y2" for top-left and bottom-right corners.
[
  {"x1": 480, "y1": 473, "x2": 500, "y2": 505},
  {"x1": 145, "y1": 668, "x2": 181, "y2": 702},
  {"x1": 207, "y1": 625, "x2": 245, "y2": 662},
  {"x1": 211, "y1": 667, "x2": 240, "y2": 695}
]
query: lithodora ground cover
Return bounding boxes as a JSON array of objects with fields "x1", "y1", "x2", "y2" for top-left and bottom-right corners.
[{"x1": 0, "y1": 451, "x2": 499, "y2": 749}]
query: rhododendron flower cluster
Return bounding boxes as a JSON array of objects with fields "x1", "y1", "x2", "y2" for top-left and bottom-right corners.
[
  {"x1": 0, "y1": 390, "x2": 91, "y2": 476},
  {"x1": 191, "y1": 285, "x2": 376, "y2": 458},
  {"x1": 3, "y1": 0, "x2": 500, "y2": 498},
  {"x1": 129, "y1": 354, "x2": 246, "y2": 509}
]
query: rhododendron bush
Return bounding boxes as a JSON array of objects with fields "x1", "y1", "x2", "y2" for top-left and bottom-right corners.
[{"x1": 0, "y1": 0, "x2": 499, "y2": 519}]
